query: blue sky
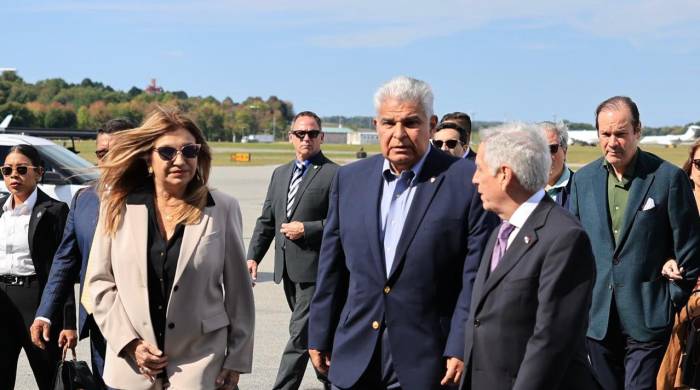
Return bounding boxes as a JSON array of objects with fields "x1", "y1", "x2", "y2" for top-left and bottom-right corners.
[{"x1": 5, "y1": 0, "x2": 700, "y2": 126}]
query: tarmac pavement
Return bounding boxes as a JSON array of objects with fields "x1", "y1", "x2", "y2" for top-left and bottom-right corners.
[{"x1": 15, "y1": 165, "x2": 325, "y2": 390}]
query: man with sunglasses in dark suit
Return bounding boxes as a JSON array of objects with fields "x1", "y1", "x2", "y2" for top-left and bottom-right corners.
[
  {"x1": 31, "y1": 118, "x2": 134, "y2": 389},
  {"x1": 434, "y1": 112, "x2": 476, "y2": 160},
  {"x1": 247, "y1": 111, "x2": 338, "y2": 390}
]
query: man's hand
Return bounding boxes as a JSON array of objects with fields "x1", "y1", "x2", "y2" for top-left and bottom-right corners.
[
  {"x1": 215, "y1": 368, "x2": 240, "y2": 390},
  {"x1": 281, "y1": 221, "x2": 305, "y2": 241},
  {"x1": 309, "y1": 348, "x2": 331, "y2": 375},
  {"x1": 440, "y1": 357, "x2": 464, "y2": 386},
  {"x1": 662, "y1": 259, "x2": 684, "y2": 281},
  {"x1": 123, "y1": 339, "x2": 168, "y2": 382},
  {"x1": 58, "y1": 329, "x2": 78, "y2": 350},
  {"x1": 30, "y1": 319, "x2": 51, "y2": 349},
  {"x1": 247, "y1": 260, "x2": 258, "y2": 287}
]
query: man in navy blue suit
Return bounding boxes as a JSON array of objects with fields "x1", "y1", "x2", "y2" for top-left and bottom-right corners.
[
  {"x1": 30, "y1": 118, "x2": 134, "y2": 388},
  {"x1": 308, "y1": 76, "x2": 497, "y2": 390}
]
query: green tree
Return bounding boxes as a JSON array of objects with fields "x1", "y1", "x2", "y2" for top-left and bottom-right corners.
[
  {"x1": 44, "y1": 107, "x2": 77, "y2": 128},
  {"x1": 0, "y1": 102, "x2": 36, "y2": 127},
  {"x1": 77, "y1": 106, "x2": 91, "y2": 129}
]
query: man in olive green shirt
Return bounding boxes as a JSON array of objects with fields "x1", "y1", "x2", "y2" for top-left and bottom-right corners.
[{"x1": 570, "y1": 96, "x2": 700, "y2": 390}]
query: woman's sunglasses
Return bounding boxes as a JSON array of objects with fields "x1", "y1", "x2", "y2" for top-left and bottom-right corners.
[
  {"x1": 692, "y1": 159, "x2": 700, "y2": 170},
  {"x1": 1, "y1": 165, "x2": 38, "y2": 176},
  {"x1": 153, "y1": 144, "x2": 201, "y2": 161}
]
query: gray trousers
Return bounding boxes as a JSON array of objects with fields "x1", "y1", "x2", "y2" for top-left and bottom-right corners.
[{"x1": 272, "y1": 275, "x2": 330, "y2": 390}]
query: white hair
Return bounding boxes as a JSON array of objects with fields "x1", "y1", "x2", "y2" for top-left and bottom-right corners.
[
  {"x1": 373, "y1": 76, "x2": 434, "y2": 118},
  {"x1": 480, "y1": 122, "x2": 551, "y2": 193},
  {"x1": 538, "y1": 121, "x2": 569, "y2": 148}
]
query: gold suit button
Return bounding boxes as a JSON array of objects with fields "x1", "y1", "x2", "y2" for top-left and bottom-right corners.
[
  {"x1": 384, "y1": 286, "x2": 391, "y2": 294},
  {"x1": 372, "y1": 321, "x2": 380, "y2": 330}
]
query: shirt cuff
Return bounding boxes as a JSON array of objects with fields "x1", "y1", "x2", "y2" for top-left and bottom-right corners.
[{"x1": 35, "y1": 316, "x2": 52, "y2": 325}]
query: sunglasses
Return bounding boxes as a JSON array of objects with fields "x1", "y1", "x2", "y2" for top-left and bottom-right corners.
[
  {"x1": 290, "y1": 130, "x2": 321, "y2": 140},
  {"x1": 693, "y1": 159, "x2": 700, "y2": 170},
  {"x1": 432, "y1": 139, "x2": 463, "y2": 149},
  {"x1": 153, "y1": 144, "x2": 201, "y2": 161},
  {"x1": 549, "y1": 144, "x2": 561, "y2": 154},
  {"x1": 1, "y1": 165, "x2": 38, "y2": 176},
  {"x1": 95, "y1": 149, "x2": 108, "y2": 159}
]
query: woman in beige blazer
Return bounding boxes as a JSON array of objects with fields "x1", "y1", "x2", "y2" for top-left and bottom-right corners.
[{"x1": 86, "y1": 106, "x2": 254, "y2": 390}]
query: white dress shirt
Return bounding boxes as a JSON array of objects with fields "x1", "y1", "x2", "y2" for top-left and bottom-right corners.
[
  {"x1": 505, "y1": 189, "x2": 545, "y2": 248},
  {"x1": 0, "y1": 188, "x2": 38, "y2": 276}
]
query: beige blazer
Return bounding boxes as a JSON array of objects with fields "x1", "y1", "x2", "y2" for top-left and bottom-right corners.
[{"x1": 86, "y1": 189, "x2": 254, "y2": 390}]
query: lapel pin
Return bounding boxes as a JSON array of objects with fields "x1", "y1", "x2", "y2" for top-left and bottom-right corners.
[
  {"x1": 36, "y1": 211, "x2": 42, "y2": 218},
  {"x1": 430, "y1": 177, "x2": 436, "y2": 183},
  {"x1": 524, "y1": 236, "x2": 530, "y2": 244}
]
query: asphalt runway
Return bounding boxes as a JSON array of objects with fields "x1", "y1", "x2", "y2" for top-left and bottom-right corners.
[{"x1": 16, "y1": 164, "x2": 325, "y2": 390}]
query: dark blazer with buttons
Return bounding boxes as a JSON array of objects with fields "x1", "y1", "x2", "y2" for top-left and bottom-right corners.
[
  {"x1": 247, "y1": 151, "x2": 338, "y2": 283},
  {"x1": 308, "y1": 149, "x2": 497, "y2": 390},
  {"x1": 0, "y1": 188, "x2": 73, "y2": 328},
  {"x1": 461, "y1": 196, "x2": 598, "y2": 390},
  {"x1": 570, "y1": 151, "x2": 700, "y2": 343},
  {"x1": 36, "y1": 186, "x2": 99, "y2": 337}
]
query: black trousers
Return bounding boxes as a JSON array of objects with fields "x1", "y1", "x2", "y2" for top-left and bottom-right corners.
[
  {"x1": 272, "y1": 273, "x2": 330, "y2": 390},
  {"x1": 0, "y1": 279, "x2": 62, "y2": 390},
  {"x1": 586, "y1": 302, "x2": 669, "y2": 390}
]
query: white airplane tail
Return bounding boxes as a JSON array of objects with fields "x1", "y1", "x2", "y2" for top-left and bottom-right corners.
[
  {"x1": 0, "y1": 115, "x2": 12, "y2": 131},
  {"x1": 682, "y1": 125, "x2": 700, "y2": 141}
]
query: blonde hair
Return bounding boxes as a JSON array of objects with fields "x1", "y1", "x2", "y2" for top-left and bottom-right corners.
[{"x1": 98, "y1": 106, "x2": 212, "y2": 235}]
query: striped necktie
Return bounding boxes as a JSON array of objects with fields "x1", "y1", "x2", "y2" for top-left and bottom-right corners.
[{"x1": 287, "y1": 162, "x2": 306, "y2": 218}]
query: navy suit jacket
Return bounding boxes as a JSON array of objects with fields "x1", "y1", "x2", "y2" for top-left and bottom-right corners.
[
  {"x1": 554, "y1": 168, "x2": 573, "y2": 209},
  {"x1": 308, "y1": 148, "x2": 497, "y2": 390},
  {"x1": 571, "y1": 151, "x2": 700, "y2": 342},
  {"x1": 36, "y1": 187, "x2": 99, "y2": 338}
]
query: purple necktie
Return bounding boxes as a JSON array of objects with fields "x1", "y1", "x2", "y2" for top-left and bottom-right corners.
[{"x1": 490, "y1": 221, "x2": 516, "y2": 272}]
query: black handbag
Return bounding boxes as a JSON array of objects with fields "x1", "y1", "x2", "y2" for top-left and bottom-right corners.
[
  {"x1": 53, "y1": 348, "x2": 101, "y2": 390},
  {"x1": 681, "y1": 290, "x2": 700, "y2": 387}
]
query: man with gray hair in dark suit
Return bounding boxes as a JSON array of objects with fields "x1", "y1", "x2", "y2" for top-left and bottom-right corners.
[{"x1": 461, "y1": 122, "x2": 598, "y2": 389}]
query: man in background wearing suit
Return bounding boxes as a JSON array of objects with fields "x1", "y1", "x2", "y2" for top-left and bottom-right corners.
[
  {"x1": 308, "y1": 76, "x2": 496, "y2": 390},
  {"x1": 539, "y1": 121, "x2": 574, "y2": 208},
  {"x1": 247, "y1": 111, "x2": 338, "y2": 390},
  {"x1": 434, "y1": 112, "x2": 476, "y2": 160},
  {"x1": 31, "y1": 118, "x2": 134, "y2": 388},
  {"x1": 461, "y1": 122, "x2": 598, "y2": 390},
  {"x1": 570, "y1": 96, "x2": 700, "y2": 389}
]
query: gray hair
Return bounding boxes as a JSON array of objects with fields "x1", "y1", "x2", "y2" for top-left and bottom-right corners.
[
  {"x1": 373, "y1": 76, "x2": 434, "y2": 118},
  {"x1": 538, "y1": 121, "x2": 569, "y2": 148},
  {"x1": 480, "y1": 122, "x2": 551, "y2": 193}
]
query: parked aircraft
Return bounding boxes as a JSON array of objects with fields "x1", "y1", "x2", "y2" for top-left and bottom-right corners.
[
  {"x1": 568, "y1": 129, "x2": 599, "y2": 146},
  {"x1": 0, "y1": 114, "x2": 12, "y2": 130},
  {"x1": 640, "y1": 125, "x2": 700, "y2": 147}
]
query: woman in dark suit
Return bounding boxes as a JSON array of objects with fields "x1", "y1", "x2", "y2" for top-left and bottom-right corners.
[{"x1": 0, "y1": 144, "x2": 74, "y2": 390}]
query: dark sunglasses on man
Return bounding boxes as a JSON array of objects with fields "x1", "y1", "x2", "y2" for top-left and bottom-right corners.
[
  {"x1": 549, "y1": 144, "x2": 562, "y2": 154},
  {"x1": 153, "y1": 144, "x2": 202, "y2": 161},
  {"x1": 1, "y1": 165, "x2": 38, "y2": 176},
  {"x1": 432, "y1": 139, "x2": 464, "y2": 149},
  {"x1": 290, "y1": 130, "x2": 322, "y2": 140}
]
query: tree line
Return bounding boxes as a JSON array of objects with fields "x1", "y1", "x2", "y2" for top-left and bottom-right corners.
[
  {"x1": 1, "y1": 72, "x2": 696, "y2": 140},
  {"x1": 0, "y1": 72, "x2": 295, "y2": 141}
]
